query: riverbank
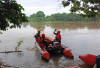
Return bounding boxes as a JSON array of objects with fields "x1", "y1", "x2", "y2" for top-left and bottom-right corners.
[{"x1": 27, "y1": 20, "x2": 100, "y2": 24}]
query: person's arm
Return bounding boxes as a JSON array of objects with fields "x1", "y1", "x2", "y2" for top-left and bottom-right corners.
[
  {"x1": 53, "y1": 29, "x2": 57, "y2": 35},
  {"x1": 34, "y1": 33, "x2": 37, "y2": 38},
  {"x1": 34, "y1": 35, "x2": 36, "y2": 38}
]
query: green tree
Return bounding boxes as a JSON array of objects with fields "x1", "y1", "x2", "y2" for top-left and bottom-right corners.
[
  {"x1": 28, "y1": 11, "x2": 98, "y2": 22},
  {"x1": 0, "y1": 0, "x2": 28, "y2": 30},
  {"x1": 62, "y1": 0, "x2": 100, "y2": 18},
  {"x1": 50, "y1": 13, "x2": 83, "y2": 21},
  {"x1": 35, "y1": 11, "x2": 45, "y2": 17},
  {"x1": 45, "y1": 16, "x2": 50, "y2": 21},
  {"x1": 29, "y1": 13, "x2": 36, "y2": 18},
  {"x1": 33, "y1": 17, "x2": 45, "y2": 22}
]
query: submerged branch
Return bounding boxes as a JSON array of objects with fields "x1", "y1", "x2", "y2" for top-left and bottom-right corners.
[{"x1": 0, "y1": 51, "x2": 22, "y2": 53}]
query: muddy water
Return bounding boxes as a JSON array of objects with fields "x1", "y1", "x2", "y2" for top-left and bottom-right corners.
[{"x1": 0, "y1": 22, "x2": 100, "y2": 68}]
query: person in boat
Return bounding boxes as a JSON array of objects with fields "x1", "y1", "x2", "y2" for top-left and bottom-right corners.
[
  {"x1": 53, "y1": 29, "x2": 61, "y2": 44},
  {"x1": 40, "y1": 34, "x2": 49, "y2": 49},
  {"x1": 53, "y1": 36, "x2": 61, "y2": 45},
  {"x1": 34, "y1": 30, "x2": 41, "y2": 42},
  {"x1": 52, "y1": 36, "x2": 61, "y2": 52},
  {"x1": 34, "y1": 30, "x2": 41, "y2": 38},
  {"x1": 94, "y1": 55, "x2": 100, "y2": 68}
]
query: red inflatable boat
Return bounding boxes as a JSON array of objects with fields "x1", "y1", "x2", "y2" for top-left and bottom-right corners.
[
  {"x1": 35, "y1": 36, "x2": 73, "y2": 60},
  {"x1": 66, "y1": 66, "x2": 80, "y2": 68},
  {"x1": 79, "y1": 54, "x2": 96, "y2": 66}
]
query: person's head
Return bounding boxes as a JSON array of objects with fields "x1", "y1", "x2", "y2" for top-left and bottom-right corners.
[
  {"x1": 57, "y1": 31, "x2": 60, "y2": 34},
  {"x1": 55, "y1": 36, "x2": 59, "y2": 40},
  {"x1": 38, "y1": 30, "x2": 40, "y2": 34},
  {"x1": 42, "y1": 34, "x2": 45, "y2": 38}
]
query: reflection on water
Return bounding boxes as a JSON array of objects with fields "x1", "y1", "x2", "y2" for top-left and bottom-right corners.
[
  {"x1": 24, "y1": 21, "x2": 100, "y2": 31},
  {"x1": 0, "y1": 22, "x2": 100, "y2": 68},
  {"x1": 15, "y1": 52, "x2": 24, "y2": 57},
  {"x1": 26, "y1": 22, "x2": 46, "y2": 31}
]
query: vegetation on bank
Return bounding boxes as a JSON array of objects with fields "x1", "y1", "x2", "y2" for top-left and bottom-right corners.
[
  {"x1": 0, "y1": 0, "x2": 28, "y2": 30},
  {"x1": 28, "y1": 11, "x2": 99, "y2": 22}
]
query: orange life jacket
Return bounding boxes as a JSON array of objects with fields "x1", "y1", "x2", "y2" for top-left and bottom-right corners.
[
  {"x1": 35, "y1": 33, "x2": 41, "y2": 42},
  {"x1": 56, "y1": 34, "x2": 61, "y2": 40}
]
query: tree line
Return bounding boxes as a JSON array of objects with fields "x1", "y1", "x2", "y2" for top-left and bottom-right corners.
[
  {"x1": 28, "y1": 11, "x2": 98, "y2": 22},
  {"x1": 0, "y1": 0, "x2": 99, "y2": 30}
]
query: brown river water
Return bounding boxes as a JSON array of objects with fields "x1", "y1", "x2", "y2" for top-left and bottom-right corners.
[{"x1": 0, "y1": 22, "x2": 100, "y2": 68}]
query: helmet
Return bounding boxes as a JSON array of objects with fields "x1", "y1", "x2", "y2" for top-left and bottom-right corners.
[
  {"x1": 57, "y1": 31, "x2": 60, "y2": 34},
  {"x1": 42, "y1": 34, "x2": 45, "y2": 37},
  {"x1": 38, "y1": 30, "x2": 40, "y2": 33},
  {"x1": 55, "y1": 36, "x2": 59, "y2": 39}
]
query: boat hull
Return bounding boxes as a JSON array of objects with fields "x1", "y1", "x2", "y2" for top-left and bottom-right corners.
[
  {"x1": 35, "y1": 42, "x2": 50, "y2": 60},
  {"x1": 79, "y1": 54, "x2": 96, "y2": 66},
  {"x1": 35, "y1": 36, "x2": 74, "y2": 60}
]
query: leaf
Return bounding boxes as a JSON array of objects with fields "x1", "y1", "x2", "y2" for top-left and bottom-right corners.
[{"x1": 17, "y1": 40, "x2": 23, "y2": 47}]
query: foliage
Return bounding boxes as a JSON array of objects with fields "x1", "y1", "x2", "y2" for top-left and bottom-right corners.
[
  {"x1": 50, "y1": 13, "x2": 83, "y2": 21},
  {"x1": 45, "y1": 16, "x2": 51, "y2": 21},
  {"x1": 28, "y1": 11, "x2": 98, "y2": 22},
  {"x1": 0, "y1": 0, "x2": 28, "y2": 30},
  {"x1": 33, "y1": 17, "x2": 45, "y2": 22},
  {"x1": 62, "y1": 0, "x2": 100, "y2": 18},
  {"x1": 0, "y1": 31, "x2": 2, "y2": 34},
  {"x1": 29, "y1": 13, "x2": 36, "y2": 18},
  {"x1": 15, "y1": 40, "x2": 23, "y2": 51},
  {"x1": 29, "y1": 11, "x2": 45, "y2": 22},
  {"x1": 35, "y1": 11, "x2": 45, "y2": 17},
  {"x1": 17, "y1": 40, "x2": 23, "y2": 47}
]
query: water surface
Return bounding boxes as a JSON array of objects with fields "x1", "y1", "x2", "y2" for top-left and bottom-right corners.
[{"x1": 0, "y1": 22, "x2": 100, "y2": 68}]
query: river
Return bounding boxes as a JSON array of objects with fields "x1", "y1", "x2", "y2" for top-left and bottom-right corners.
[{"x1": 0, "y1": 22, "x2": 100, "y2": 68}]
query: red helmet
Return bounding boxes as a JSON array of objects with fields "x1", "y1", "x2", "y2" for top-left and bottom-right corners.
[
  {"x1": 55, "y1": 36, "x2": 59, "y2": 39},
  {"x1": 38, "y1": 30, "x2": 40, "y2": 33},
  {"x1": 42, "y1": 34, "x2": 45, "y2": 37},
  {"x1": 57, "y1": 31, "x2": 60, "y2": 34}
]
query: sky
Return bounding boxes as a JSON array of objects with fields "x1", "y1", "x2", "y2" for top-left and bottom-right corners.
[{"x1": 16, "y1": 0, "x2": 70, "y2": 16}]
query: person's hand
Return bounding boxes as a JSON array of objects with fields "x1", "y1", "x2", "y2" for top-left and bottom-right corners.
[{"x1": 55, "y1": 29, "x2": 57, "y2": 31}]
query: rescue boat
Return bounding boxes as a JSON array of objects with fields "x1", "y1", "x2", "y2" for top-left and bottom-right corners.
[
  {"x1": 35, "y1": 36, "x2": 73, "y2": 60},
  {"x1": 35, "y1": 42, "x2": 50, "y2": 60},
  {"x1": 79, "y1": 54, "x2": 96, "y2": 66}
]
